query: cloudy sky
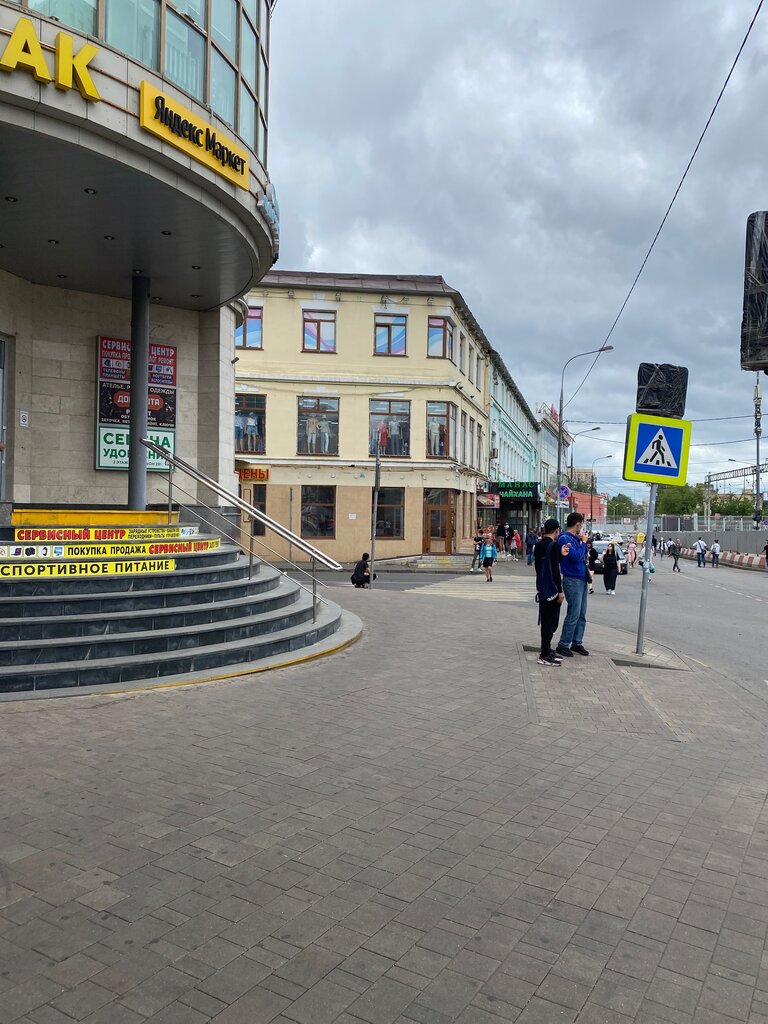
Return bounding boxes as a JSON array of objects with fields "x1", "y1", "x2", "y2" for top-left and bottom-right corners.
[{"x1": 268, "y1": 0, "x2": 767, "y2": 495}]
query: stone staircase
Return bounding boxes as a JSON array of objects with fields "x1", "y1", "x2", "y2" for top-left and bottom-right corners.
[{"x1": 0, "y1": 512, "x2": 347, "y2": 693}]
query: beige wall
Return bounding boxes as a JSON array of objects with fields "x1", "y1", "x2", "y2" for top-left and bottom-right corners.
[
  {"x1": 0, "y1": 269, "x2": 237, "y2": 507},
  {"x1": 234, "y1": 282, "x2": 490, "y2": 560}
]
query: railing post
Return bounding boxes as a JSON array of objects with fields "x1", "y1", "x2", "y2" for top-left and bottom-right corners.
[
  {"x1": 312, "y1": 556, "x2": 317, "y2": 623},
  {"x1": 249, "y1": 527, "x2": 254, "y2": 580},
  {"x1": 167, "y1": 465, "x2": 173, "y2": 524}
]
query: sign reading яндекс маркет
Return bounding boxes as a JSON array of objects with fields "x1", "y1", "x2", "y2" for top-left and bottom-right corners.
[
  {"x1": 139, "y1": 82, "x2": 249, "y2": 189},
  {"x1": 493, "y1": 481, "x2": 540, "y2": 502}
]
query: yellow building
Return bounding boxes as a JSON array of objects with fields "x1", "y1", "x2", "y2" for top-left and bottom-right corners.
[{"x1": 234, "y1": 272, "x2": 492, "y2": 563}]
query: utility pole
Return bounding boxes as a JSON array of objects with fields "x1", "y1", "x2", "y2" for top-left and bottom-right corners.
[{"x1": 636, "y1": 484, "x2": 657, "y2": 655}]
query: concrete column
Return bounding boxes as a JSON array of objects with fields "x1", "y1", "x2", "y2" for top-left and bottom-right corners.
[{"x1": 128, "y1": 275, "x2": 150, "y2": 510}]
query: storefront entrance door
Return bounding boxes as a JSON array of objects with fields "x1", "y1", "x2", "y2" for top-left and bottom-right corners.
[{"x1": 423, "y1": 489, "x2": 453, "y2": 554}]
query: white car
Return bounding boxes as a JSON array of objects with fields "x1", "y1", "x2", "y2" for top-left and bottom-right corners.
[{"x1": 590, "y1": 541, "x2": 628, "y2": 575}]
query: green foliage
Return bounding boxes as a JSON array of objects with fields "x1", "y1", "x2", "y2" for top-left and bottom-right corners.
[
  {"x1": 607, "y1": 493, "x2": 644, "y2": 517},
  {"x1": 711, "y1": 493, "x2": 754, "y2": 517},
  {"x1": 654, "y1": 483, "x2": 705, "y2": 515}
]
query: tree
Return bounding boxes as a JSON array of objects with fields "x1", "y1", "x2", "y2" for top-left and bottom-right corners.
[
  {"x1": 654, "y1": 483, "x2": 705, "y2": 516},
  {"x1": 607, "y1": 493, "x2": 644, "y2": 517},
  {"x1": 711, "y1": 493, "x2": 754, "y2": 517}
]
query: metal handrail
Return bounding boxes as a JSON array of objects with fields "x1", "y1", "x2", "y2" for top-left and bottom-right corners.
[
  {"x1": 159, "y1": 475, "x2": 334, "y2": 607},
  {"x1": 140, "y1": 438, "x2": 342, "y2": 570}
]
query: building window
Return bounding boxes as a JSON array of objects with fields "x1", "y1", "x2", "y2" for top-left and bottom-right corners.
[
  {"x1": 370, "y1": 400, "x2": 410, "y2": 457},
  {"x1": 241, "y1": 15, "x2": 257, "y2": 88},
  {"x1": 211, "y1": 47, "x2": 236, "y2": 126},
  {"x1": 469, "y1": 417, "x2": 475, "y2": 467},
  {"x1": 427, "y1": 317, "x2": 454, "y2": 360},
  {"x1": 235, "y1": 394, "x2": 265, "y2": 453},
  {"x1": 105, "y1": 0, "x2": 160, "y2": 69},
  {"x1": 239, "y1": 83, "x2": 256, "y2": 150},
  {"x1": 476, "y1": 358, "x2": 484, "y2": 395},
  {"x1": 468, "y1": 342, "x2": 475, "y2": 384},
  {"x1": 301, "y1": 486, "x2": 335, "y2": 538},
  {"x1": 171, "y1": 0, "x2": 206, "y2": 26},
  {"x1": 477, "y1": 423, "x2": 483, "y2": 469},
  {"x1": 374, "y1": 314, "x2": 407, "y2": 356},
  {"x1": 28, "y1": 0, "x2": 97, "y2": 33},
  {"x1": 426, "y1": 402, "x2": 456, "y2": 458},
  {"x1": 297, "y1": 397, "x2": 339, "y2": 455},
  {"x1": 461, "y1": 411, "x2": 467, "y2": 464},
  {"x1": 303, "y1": 310, "x2": 336, "y2": 353},
  {"x1": 235, "y1": 307, "x2": 262, "y2": 349},
  {"x1": 374, "y1": 487, "x2": 404, "y2": 538},
  {"x1": 165, "y1": 9, "x2": 205, "y2": 100},
  {"x1": 212, "y1": 0, "x2": 238, "y2": 59},
  {"x1": 459, "y1": 332, "x2": 466, "y2": 374}
]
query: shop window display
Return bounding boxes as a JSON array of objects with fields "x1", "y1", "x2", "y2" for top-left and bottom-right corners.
[
  {"x1": 426, "y1": 401, "x2": 456, "y2": 458},
  {"x1": 369, "y1": 400, "x2": 409, "y2": 457},
  {"x1": 235, "y1": 393, "x2": 265, "y2": 453},
  {"x1": 374, "y1": 487, "x2": 404, "y2": 538},
  {"x1": 297, "y1": 397, "x2": 338, "y2": 455},
  {"x1": 301, "y1": 485, "x2": 335, "y2": 538}
]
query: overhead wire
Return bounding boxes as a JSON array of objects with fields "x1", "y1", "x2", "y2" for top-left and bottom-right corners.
[{"x1": 562, "y1": 0, "x2": 765, "y2": 412}]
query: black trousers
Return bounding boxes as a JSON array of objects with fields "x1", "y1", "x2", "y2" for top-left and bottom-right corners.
[
  {"x1": 672, "y1": 554, "x2": 680, "y2": 572},
  {"x1": 540, "y1": 598, "x2": 561, "y2": 656}
]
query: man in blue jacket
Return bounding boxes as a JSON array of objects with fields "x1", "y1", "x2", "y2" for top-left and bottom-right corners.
[{"x1": 555, "y1": 512, "x2": 591, "y2": 658}]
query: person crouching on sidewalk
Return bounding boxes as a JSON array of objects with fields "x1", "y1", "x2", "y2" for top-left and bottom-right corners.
[
  {"x1": 535, "y1": 518, "x2": 564, "y2": 666},
  {"x1": 479, "y1": 533, "x2": 497, "y2": 582}
]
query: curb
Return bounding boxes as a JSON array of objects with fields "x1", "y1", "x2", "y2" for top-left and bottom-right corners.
[{"x1": 679, "y1": 547, "x2": 767, "y2": 571}]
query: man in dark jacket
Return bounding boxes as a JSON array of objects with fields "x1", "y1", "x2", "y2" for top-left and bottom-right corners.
[{"x1": 534, "y1": 519, "x2": 564, "y2": 666}]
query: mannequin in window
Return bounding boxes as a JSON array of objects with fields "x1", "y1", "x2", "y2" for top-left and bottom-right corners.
[
  {"x1": 388, "y1": 417, "x2": 401, "y2": 455},
  {"x1": 428, "y1": 418, "x2": 441, "y2": 455},
  {"x1": 305, "y1": 415, "x2": 318, "y2": 453},
  {"x1": 317, "y1": 417, "x2": 331, "y2": 453},
  {"x1": 438, "y1": 423, "x2": 446, "y2": 456},
  {"x1": 376, "y1": 418, "x2": 388, "y2": 454},
  {"x1": 246, "y1": 413, "x2": 258, "y2": 452}
]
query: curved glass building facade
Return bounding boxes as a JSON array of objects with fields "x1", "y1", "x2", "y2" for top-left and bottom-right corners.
[{"x1": 11, "y1": 0, "x2": 270, "y2": 163}]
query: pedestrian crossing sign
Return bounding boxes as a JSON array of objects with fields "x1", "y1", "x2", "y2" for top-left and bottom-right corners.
[{"x1": 623, "y1": 412, "x2": 691, "y2": 485}]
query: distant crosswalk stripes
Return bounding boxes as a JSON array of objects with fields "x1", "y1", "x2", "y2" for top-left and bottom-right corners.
[{"x1": 404, "y1": 573, "x2": 537, "y2": 602}]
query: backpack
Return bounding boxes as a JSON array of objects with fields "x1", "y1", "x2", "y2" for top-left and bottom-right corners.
[{"x1": 535, "y1": 539, "x2": 559, "y2": 603}]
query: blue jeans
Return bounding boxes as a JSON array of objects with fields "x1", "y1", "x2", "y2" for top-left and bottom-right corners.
[
  {"x1": 696, "y1": 551, "x2": 705, "y2": 567},
  {"x1": 527, "y1": 546, "x2": 534, "y2": 565},
  {"x1": 559, "y1": 576, "x2": 589, "y2": 648}
]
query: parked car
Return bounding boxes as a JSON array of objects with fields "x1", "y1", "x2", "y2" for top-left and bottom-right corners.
[{"x1": 590, "y1": 540, "x2": 628, "y2": 575}]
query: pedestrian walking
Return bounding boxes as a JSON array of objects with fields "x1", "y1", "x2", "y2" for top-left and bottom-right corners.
[
  {"x1": 534, "y1": 518, "x2": 564, "y2": 666},
  {"x1": 587, "y1": 541, "x2": 597, "y2": 594},
  {"x1": 694, "y1": 537, "x2": 708, "y2": 567},
  {"x1": 602, "y1": 542, "x2": 620, "y2": 595},
  {"x1": 659, "y1": 537, "x2": 665, "y2": 559},
  {"x1": 651, "y1": 534, "x2": 658, "y2": 557},
  {"x1": 479, "y1": 534, "x2": 497, "y2": 582},
  {"x1": 764, "y1": 539, "x2": 768, "y2": 570},
  {"x1": 469, "y1": 529, "x2": 484, "y2": 573},
  {"x1": 555, "y1": 512, "x2": 591, "y2": 659},
  {"x1": 508, "y1": 531, "x2": 518, "y2": 562},
  {"x1": 711, "y1": 539, "x2": 721, "y2": 568},
  {"x1": 669, "y1": 537, "x2": 682, "y2": 572},
  {"x1": 495, "y1": 520, "x2": 506, "y2": 557},
  {"x1": 513, "y1": 530, "x2": 522, "y2": 562},
  {"x1": 626, "y1": 538, "x2": 637, "y2": 568},
  {"x1": 525, "y1": 528, "x2": 538, "y2": 566}
]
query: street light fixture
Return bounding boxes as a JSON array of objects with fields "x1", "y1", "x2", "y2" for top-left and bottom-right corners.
[
  {"x1": 566, "y1": 427, "x2": 600, "y2": 512},
  {"x1": 590, "y1": 454, "x2": 613, "y2": 524},
  {"x1": 556, "y1": 346, "x2": 613, "y2": 525}
]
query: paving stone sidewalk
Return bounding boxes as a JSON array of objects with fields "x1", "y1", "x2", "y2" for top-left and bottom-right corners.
[{"x1": 1, "y1": 586, "x2": 768, "y2": 1024}]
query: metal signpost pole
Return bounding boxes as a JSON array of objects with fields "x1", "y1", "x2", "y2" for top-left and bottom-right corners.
[
  {"x1": 369, "y1": 448, "x2": 381, "y2": 590},
  {"x1": 635, "y1": 483, "x2": 658, "y2": 656}
]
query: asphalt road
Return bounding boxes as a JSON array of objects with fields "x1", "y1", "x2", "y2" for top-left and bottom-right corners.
[{"x1": 324, "y1": 556, "x2": 766, "y2": 689}]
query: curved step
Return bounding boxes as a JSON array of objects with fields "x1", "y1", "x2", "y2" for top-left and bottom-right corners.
[
  {"x1": 0, "y1": 593, "x2": 343, "y2": 691},
  {"x1": 0, "y1": 563, "x2": 282, "y2": 619},
  {"x1": 0, "y1": 547, "x2": 249, "y2": 597},
  {"x1": 0, "y1": 579, "x2": 302, "y2": 641}
]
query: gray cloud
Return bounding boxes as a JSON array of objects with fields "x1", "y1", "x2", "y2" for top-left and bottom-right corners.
[{"x1": 268, "y1": 0, "x2": 767, "y2": 490}]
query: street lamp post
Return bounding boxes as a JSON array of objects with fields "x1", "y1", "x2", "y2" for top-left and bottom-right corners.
[
  {"x1": 556, "y1": 346, "x2": 613, "y2": 526},
  {"x1": 568, "y1": 427, "x2": 601, "y2": 511},
  {"x1": 590, "y1": 455, "x2": 612, "y2": 525},
  {"x1": 754, "y1": 373, "x2": 762, "y2": 528}
]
